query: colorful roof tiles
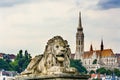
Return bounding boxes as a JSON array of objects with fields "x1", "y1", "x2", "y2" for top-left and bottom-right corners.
[
  {"x1": 71, "y1": 49, "x2": 115, "y2": 59},
  {"x1": 82, "y1": 49, "x2": 114, "y2": 59}
]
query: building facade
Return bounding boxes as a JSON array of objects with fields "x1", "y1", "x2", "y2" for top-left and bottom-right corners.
[
  {"x1": 115, "y1": 54, "x2": 120, "y2": 67},
  {"x1": 73, "y1": 12, "x2": 119, "y2": 72},
  {"x1": 81, "y1": 44, "x2": 118, "y2": 72},
  {"x1": 0, "y1": 53, "x2": 16, "y2": 62}
]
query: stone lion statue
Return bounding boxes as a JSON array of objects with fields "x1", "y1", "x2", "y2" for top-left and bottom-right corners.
[{"x1": 21, "y1": 36, "x2": 75, "y2": 75}]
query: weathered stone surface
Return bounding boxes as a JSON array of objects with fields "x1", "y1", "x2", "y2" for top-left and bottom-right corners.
[
  {"x1": 16, "y1": 74, "x2": 90, "y2": 80},
  {"x1": 15, "y1": 36, "x2": 90, "y2": 80}
]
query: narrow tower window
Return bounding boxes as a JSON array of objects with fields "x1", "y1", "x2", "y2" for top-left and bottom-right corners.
[{"x1": 79, "y1": 40, "x2": 80, "y2": 45}]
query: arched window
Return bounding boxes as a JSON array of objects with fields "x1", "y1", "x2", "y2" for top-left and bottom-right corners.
[{"x1": 79, "y1": 40, "x2": 80, "y2": 45}]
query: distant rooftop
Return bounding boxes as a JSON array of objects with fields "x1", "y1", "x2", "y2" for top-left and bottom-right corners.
[{"x1": 115, "y1": 53, "x2": 120, "y2": 57}]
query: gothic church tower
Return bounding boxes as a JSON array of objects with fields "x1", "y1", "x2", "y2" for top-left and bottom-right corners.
[{"x1": 74, "y1": 12, "x2": 84, "y2": 60}]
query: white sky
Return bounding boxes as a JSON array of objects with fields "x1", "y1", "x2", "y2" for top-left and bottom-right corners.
[{"x1": 0, "y1": 0, "x2": 120, "y2": 57}]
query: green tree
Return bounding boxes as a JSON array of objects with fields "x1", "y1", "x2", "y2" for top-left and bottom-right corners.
[
  {"x1": 3, "y1": 54, "x2": 11, "y2": 63},
  {"x1": 70, "y1": 59, "x2": 87, "y2": 74},
  {"x1": 19, "y1": 50, "x2": 23, "y2": 58},
  {"x1": 96, "y1": 67, "x2": 106, "y2": 74},
  {"x1": 0, "y1": 50, "x2": 31, "y2": 72},
  {"x1": 89, "y1": 70, "x2": 95, "y2": 74},
  {"x1": 10, "y1": 60, "x2": 19, "y2": 71},
  {"x1": 25, "y1": 50, "x2": 29, "y2": 59},
  {"x1": 114, "y1": 68, "x2": 120, "y2": 77},
  {"x1": 92, "y1": 59, "x2": 97, "y2": 64},
  {"x1": 106, "y1": 69, "x2": 112, "y2": 75},
  {"x1": 11, "y1": 50, "x2": 31, "y2": 73},
  {"x1": 0, "y1": 59, "x2": 12, "y2": 70},
  {"x1": 22, "y1": 51, "x2": 31, "y2": 70},
  {"x1": 15, "y1": 50, "x2": 23, "y2": 60}
]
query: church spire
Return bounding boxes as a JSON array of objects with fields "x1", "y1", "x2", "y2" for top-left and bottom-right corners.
[
  {"x1": 101, "y1": 39, "x2": 104, "y2": 51},
  {"x1": 75, "y1": 12, "x2": 84, "y2": 60},
  {"x1": 90, "y1": 44, "x2": 93, "y2": 51},
  {"x1": 77, "y1": 12, "x2": 83, "y2": 31}
]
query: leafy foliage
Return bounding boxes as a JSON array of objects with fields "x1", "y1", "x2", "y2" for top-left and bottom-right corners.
[
  {"x1": 96, "y1": 67, "x2": 106, "y2": 74},
  {"x1": 114, "y1": 68, "x2": 120, "y2": 77},
  {"x1": 89, "y1": 70, "x2": 95, "y2": 74},
  {"x1": 70, "y1": 59, "x2": 87, "y2": 74},
  {"x1": 3, "y1": 54, "x2": 12, "y2": 63},
  {"x1": 0, "y1": 59, "x2": 12, "y2": 70},
  {"x1": 92, "y1": 59, "x2": 97, "y2": 64},
  {"x1": 10, "y1": 50, "x2": 31, "y2": 73},
  {"x1": 106, "y1": 69, "x2": 112, "y2": 75},
  {"x1": 96, "y1": 68, "x2": 120, "y2": 77}
]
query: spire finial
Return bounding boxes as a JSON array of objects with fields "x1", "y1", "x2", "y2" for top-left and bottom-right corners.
[
  {"x1": 79, "y1": 11, "x2": 82, "y2": 28},
  {"x1": 101, "y1": 38, "x2": 104, "y2": 51},
  {"x1": 90, "y1": 44, "x2": 93, "y2": 51}
]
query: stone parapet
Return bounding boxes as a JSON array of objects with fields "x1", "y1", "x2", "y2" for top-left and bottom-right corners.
[{"x1": 15, "y1": 74, "x2": 90, "y2": 80}]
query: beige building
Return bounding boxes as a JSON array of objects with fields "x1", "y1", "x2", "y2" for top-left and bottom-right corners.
[
  {"x1": 115, "y1": 54, "x2": 120, "y2": 67},
  {"x1": 81, "y1": 44, "x2": 118, "y2": 72},
  {"x1": 72, "y1": 12, "x2": 119, "y2": 72}
]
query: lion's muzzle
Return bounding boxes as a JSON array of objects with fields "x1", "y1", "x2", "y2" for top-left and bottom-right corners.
[{"x1": 56, "y1": 53, "x2": 65, "y2": 62}]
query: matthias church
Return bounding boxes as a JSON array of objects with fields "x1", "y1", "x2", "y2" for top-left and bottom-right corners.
[{"x1": 71, "y1": 12, "x2": 119, "y2": 72}]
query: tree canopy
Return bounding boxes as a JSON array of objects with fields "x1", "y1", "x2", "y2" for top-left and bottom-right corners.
[
  {"x1": 92, "y1": 59, "x2": 97, "y2": 64},
  {"x1": 96, "y1": 67, "x2": 120, "y2": 77},
  {"x1": 114, "y1": 68, "x2": 120, "y2": 77},
  {"x1": 0, "y1": 50, "x2": 31, "y2": 73},
  {"x1": 0, "y1": 59, "x2": 12, "y2": 70},
  {"x1": 96, "y1": 67, "x2": 106, "y2": 74},
  {"x1": 10, "y1": 50, "x2": 31, "y2": 73},
  {"x1": 106, "y1": 69, "x2": 112, "y2": 75},
  {"x1": 89, "y1": 70, "x2": 95, "y2": 74},
  {"x1": 70, "y1": 59, "x2": 87, "y2": 74}
]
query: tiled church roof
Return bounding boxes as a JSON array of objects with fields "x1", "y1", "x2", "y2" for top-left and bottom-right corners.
[
  {"x1": 82, "y1": 49, "x2": 114, "y2": 59},
  {"x1": 71, "y1": 49, "x2": 115, "y2": 59}
]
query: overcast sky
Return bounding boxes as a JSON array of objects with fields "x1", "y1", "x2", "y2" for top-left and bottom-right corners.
[{"x1": 0, "y1": 0, "x2": 120, "y2": 57}]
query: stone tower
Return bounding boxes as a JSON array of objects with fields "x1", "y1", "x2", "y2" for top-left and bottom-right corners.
[{"x1": 74, "y1": 12, "x2": 84, "y2": 60}]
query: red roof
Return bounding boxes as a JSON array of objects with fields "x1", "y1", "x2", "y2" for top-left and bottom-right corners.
[
  {"x1": 82, "y1": 49, "x2": 114, "y2": 58},
  {"x1": 9, "y1": 54, "x2": 16, "y2": 59},
  {"x1": 115, "y1": 54, "x2": 120, "y2": 57},
  {"x1": 0, "y1": 53, "x2": 4, "y2": 57},
  {"x1": 70, "y1": 49, "x2": 115, "y2": 59}
]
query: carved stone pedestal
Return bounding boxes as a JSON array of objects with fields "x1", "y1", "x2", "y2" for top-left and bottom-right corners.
[{"x1": 15, "y1": 74, "x2": 90, "y2": 80}]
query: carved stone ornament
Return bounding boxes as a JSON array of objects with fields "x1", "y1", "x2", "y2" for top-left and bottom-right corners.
[{"x1": 21, "y1": 36, "x2": 77, "y2": 75}]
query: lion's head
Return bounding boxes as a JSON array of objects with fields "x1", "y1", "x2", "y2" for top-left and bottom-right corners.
[{"x1": 44, "y1": 36, "x2": 70, "y2": 63}]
